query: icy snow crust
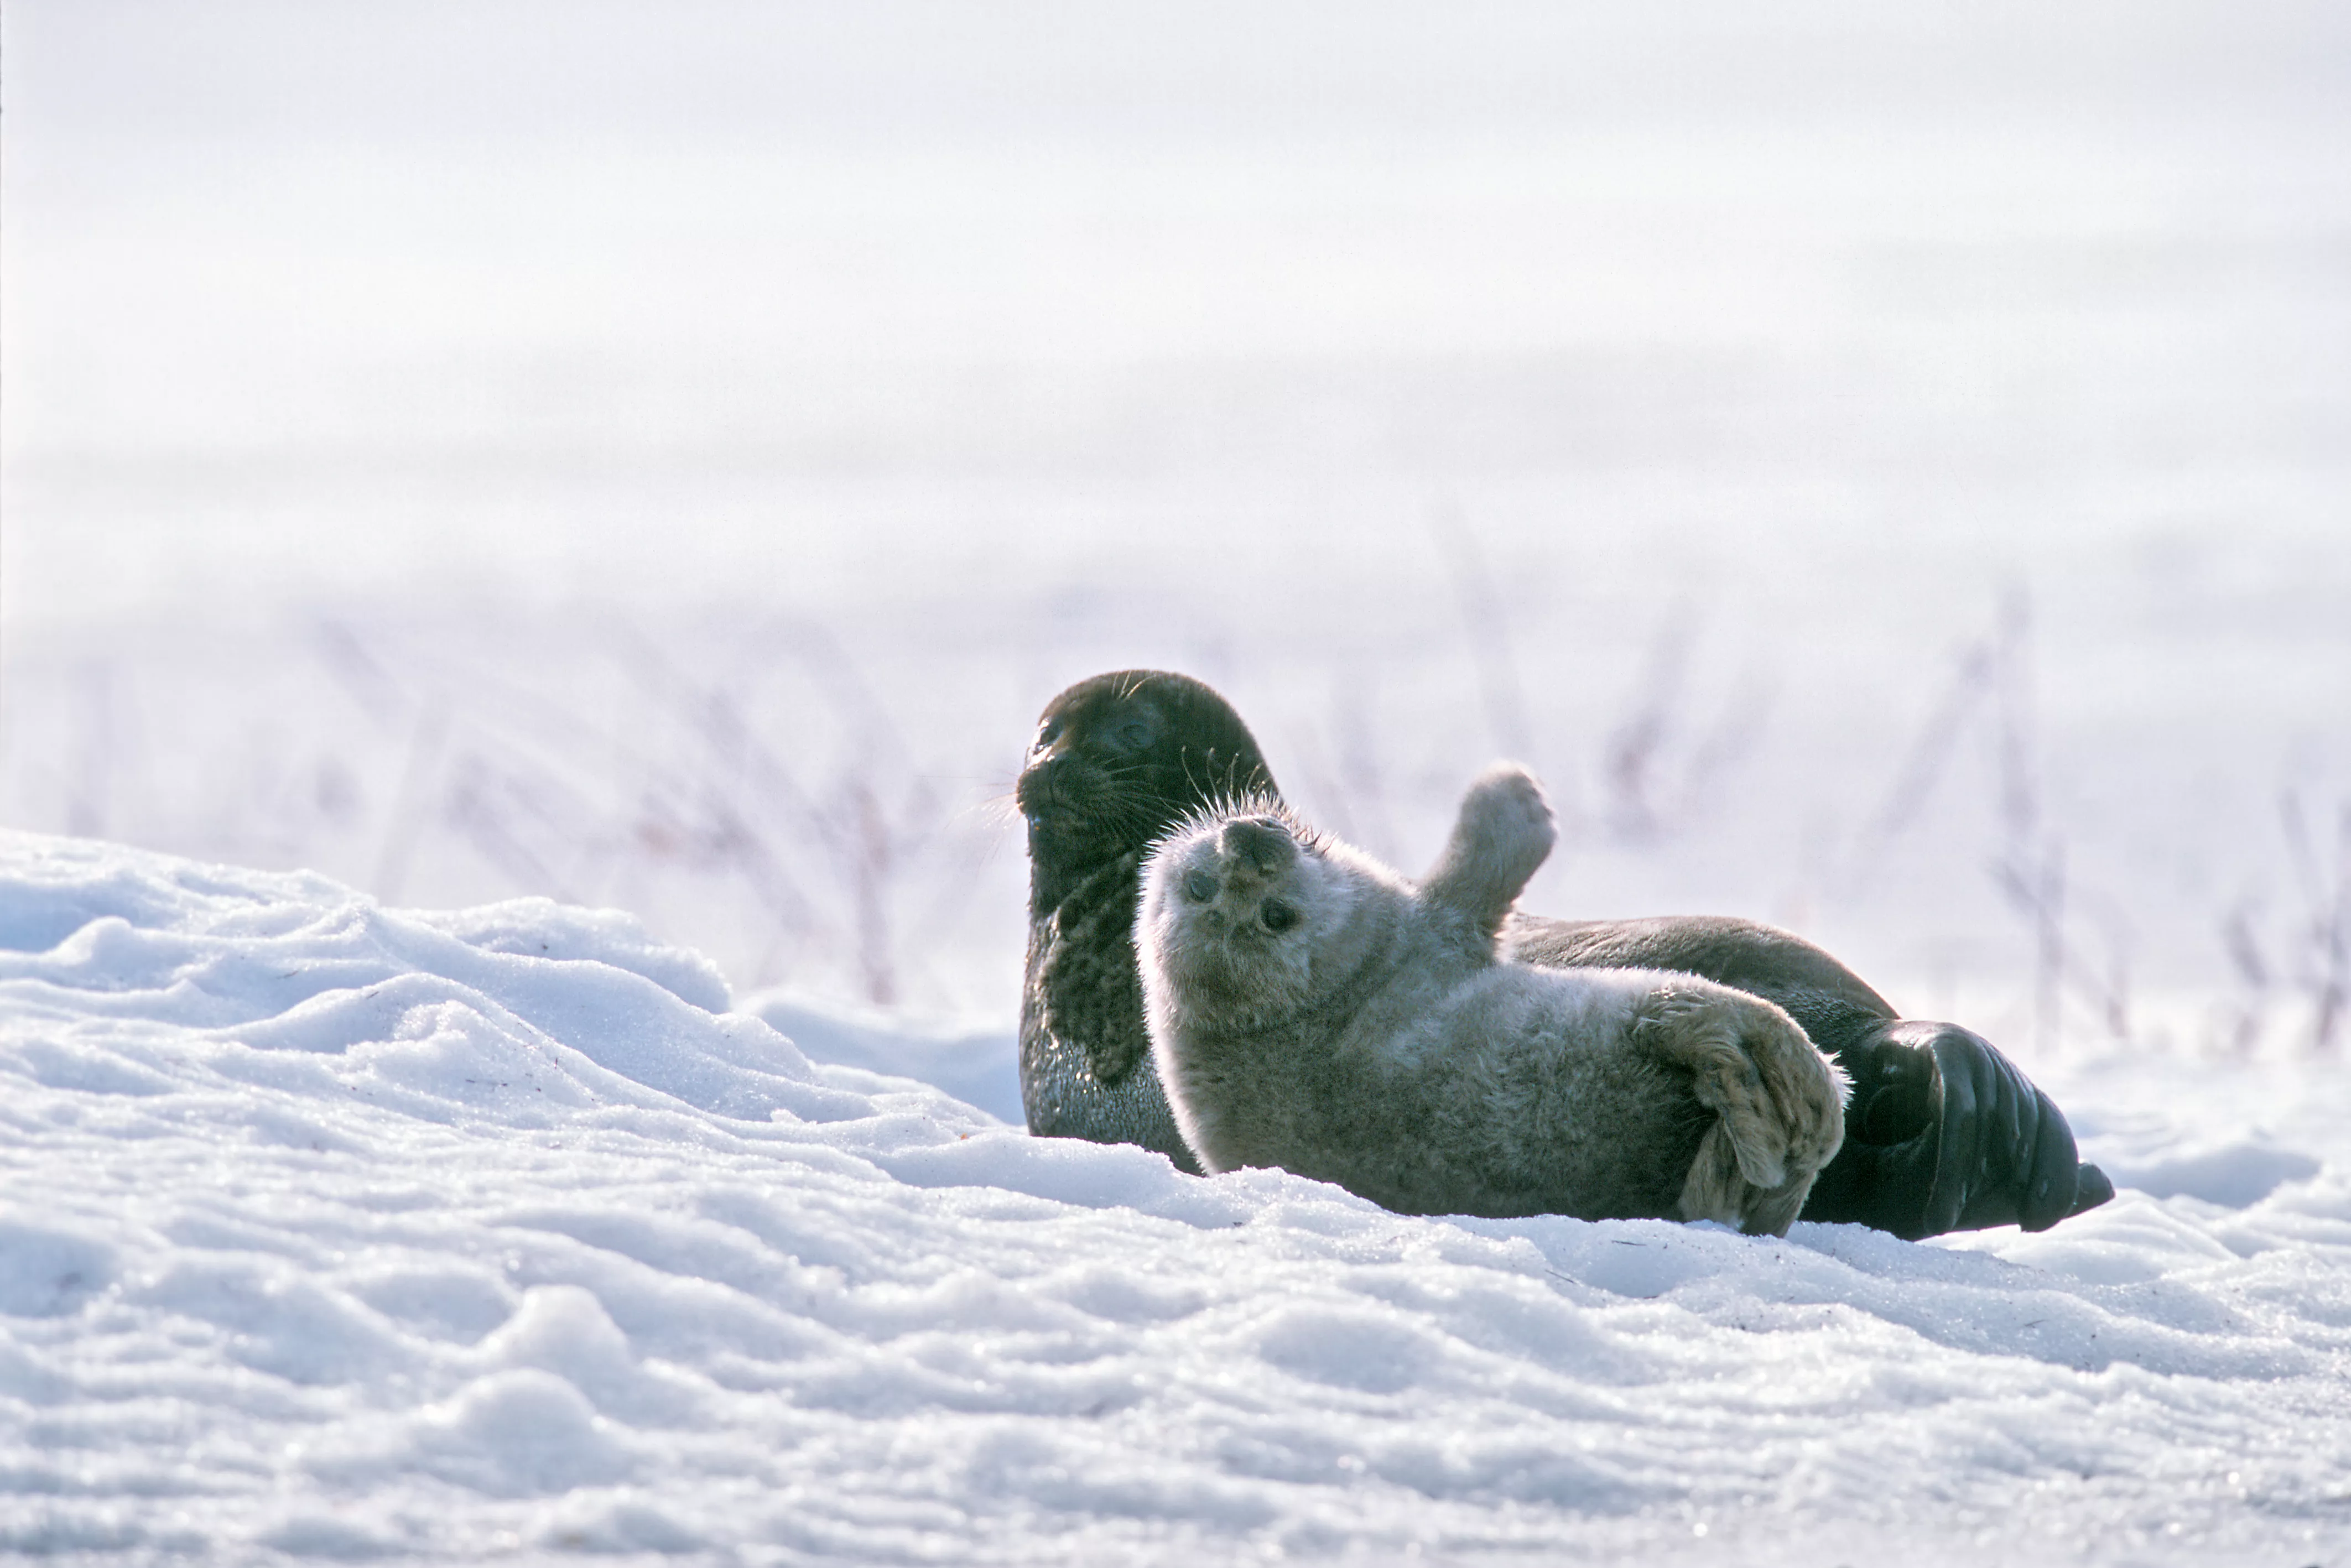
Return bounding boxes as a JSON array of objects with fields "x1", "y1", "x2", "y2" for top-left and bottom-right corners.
[{"x1": 2, "y1": 834, "x2": 2347, "y2": 1565}]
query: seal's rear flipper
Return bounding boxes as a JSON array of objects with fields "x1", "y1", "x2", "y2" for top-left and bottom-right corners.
[
  {"x1": 1420, "y1": 764, "x2": 1556, "y2": 945},
  {"x1": 1641, "y1": 983, "x2": 1848, "y2": 1238}
]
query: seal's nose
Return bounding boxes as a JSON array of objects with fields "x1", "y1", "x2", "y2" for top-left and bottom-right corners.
[
  {"x1": 1013, "y1": 754, "x2": 1072, "y2": 821},
  {"x1": 1220, "y1": 817, "x2": 1296, "y2": 875}
]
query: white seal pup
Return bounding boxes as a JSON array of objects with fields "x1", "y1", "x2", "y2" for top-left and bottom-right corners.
[{"x1": 1137, "y1": 764, "x2": 1848, "y2": 1236}]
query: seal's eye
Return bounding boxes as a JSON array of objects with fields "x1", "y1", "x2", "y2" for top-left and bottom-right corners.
[
  {"x1": 1101, "y1": 706, "x2": 1161, "y2": 754},
  {"x1": 1260, "y1": 899, "x2": 1298, "y2": 934},
  {"x1": 1183, "y1": 871, "x2": 1219, "y2": 903}
]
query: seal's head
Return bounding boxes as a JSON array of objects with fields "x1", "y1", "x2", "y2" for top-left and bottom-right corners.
[
  {"x1": 1141, "y1": 806, "x2": 1355, "y2": 1032},
  {"x1": 1017, "y1": 670, "x2": 1273, "y2": 911}
]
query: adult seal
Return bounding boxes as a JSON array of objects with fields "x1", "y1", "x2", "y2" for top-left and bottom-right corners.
[
  {"x1": 1016, "y1": 670, "x2": 1272, "y2": 1174},
  {"x1": 1014, "y1": 668, "x2": 2114, "y2": 1238}
]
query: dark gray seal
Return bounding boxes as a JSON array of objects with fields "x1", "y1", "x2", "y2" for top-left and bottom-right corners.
[
  {"x1": 1013, "y1": 668, "x2": 2114, "y2": 1238},
  {"x1": 1015, "y1": 670, "x2": 1273, "y2": 1174}
]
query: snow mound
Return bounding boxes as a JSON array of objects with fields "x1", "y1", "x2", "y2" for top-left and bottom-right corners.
[
  {"x1": 3, "y1": 831, "x2": 2349, "y2": 1564},
  {"x1": 738, "y1": 986, "x2": 1023, "y2": 1124}
]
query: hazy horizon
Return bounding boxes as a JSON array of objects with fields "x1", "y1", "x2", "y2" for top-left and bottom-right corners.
[{"x1": 4, "y1": 1, "x2": 2346, "y2": 1043}]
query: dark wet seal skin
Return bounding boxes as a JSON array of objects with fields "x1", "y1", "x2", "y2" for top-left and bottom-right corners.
[
  {"x1": 1016, "y1": 671, "x2": 1273, "y2": 1173},
  {"x1": 1016, "y1": 668, "x2": 2114, "y2": 1238}
]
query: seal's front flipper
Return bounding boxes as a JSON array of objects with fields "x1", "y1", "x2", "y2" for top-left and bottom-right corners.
[{"x1": 1421, "y1": 764, "x2": 1555, "y2": 944}]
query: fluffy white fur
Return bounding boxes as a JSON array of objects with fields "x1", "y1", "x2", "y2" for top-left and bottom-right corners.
[{"x1": 1138, "y1": 764, "x2": 1848, "y2": 1236}]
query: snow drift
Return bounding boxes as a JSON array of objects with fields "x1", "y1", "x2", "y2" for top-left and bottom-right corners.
[{"x1": 1, "y1": 830, "x2": 2346, "y2": 1564}]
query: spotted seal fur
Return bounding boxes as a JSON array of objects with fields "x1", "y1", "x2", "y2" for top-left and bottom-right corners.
[{"x1": 1015, "y1": 671, "x2": 1272, "y2": 1171}]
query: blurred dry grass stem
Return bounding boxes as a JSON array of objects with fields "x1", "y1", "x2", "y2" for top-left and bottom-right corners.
[{"x1": 9, "y1": 598, "x2": 2338, "y2": 1053}]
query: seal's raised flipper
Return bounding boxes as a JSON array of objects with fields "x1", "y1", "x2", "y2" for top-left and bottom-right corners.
[{"x1": 1421, "y1": 764, "x2": 1556, "y2": 945}]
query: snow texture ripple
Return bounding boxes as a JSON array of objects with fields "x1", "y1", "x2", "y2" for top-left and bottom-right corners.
[{"x1": 2, "y1": 831, "x2": 2347, "y2": 1565}]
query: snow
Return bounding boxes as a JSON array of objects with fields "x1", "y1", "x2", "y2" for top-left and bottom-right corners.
[
  {"x1": 4, "y1": 832, "x2": 2348, "y2": 1564},
  {"x1": 735, "y1": 990, "x2": 1022, "y2": 1128}
]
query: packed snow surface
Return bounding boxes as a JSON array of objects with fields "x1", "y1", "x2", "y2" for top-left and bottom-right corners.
[{"x1": 2, "y1": 834, "x2": 2348, "y2": 1566}]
